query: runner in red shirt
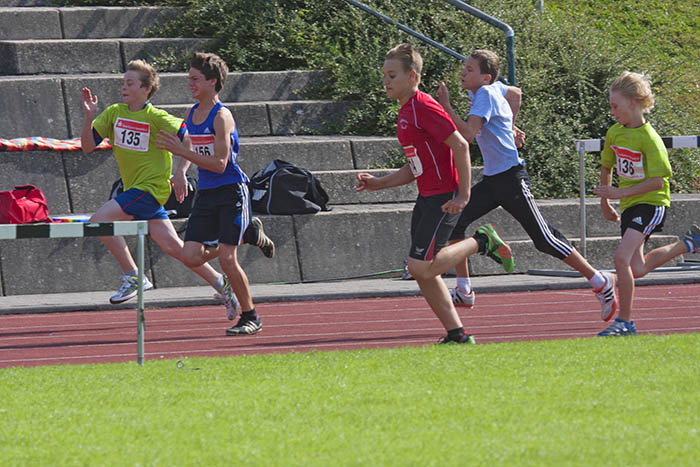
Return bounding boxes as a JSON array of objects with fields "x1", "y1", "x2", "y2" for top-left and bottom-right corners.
[{"x1": 356, "y1": 43, "x2": 513, "y2": 344}]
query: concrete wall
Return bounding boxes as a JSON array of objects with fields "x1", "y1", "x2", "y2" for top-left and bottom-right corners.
[{"x1": 1, "y1": 144, "x2": 696, "y2": 295}]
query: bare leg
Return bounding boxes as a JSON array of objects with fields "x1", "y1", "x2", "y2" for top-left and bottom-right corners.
[
  {"x1": 613, "y1": 230, "x2": 647, "y2": 321},
  {"x1": 561, "y1": 249, "x2": 597, "y2": 280},
  {"x1": 148, "y1": 219, "x2": 221, "y2": 287},
  {"x1": 407, "y1": 239, "x2": 479, "y2": 331},
  {"x1": 90, "y1": 200, "x2": 137, "y2": 272},
  {"x1": 218, "y1": 244, "x2": 254, "y2": 312}
]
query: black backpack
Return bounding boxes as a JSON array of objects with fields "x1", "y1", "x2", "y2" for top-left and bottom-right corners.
[
  {"x1": 250, "y1": 160, "x2": 330, "y2": 214},
  {"x1": 109, "y1": 176, "x2": 198, "y2": 219}
]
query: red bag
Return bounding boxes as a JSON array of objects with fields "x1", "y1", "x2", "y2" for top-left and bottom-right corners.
[{"x1": 0, "y1": 185, "x2": 51, "y2": 224}]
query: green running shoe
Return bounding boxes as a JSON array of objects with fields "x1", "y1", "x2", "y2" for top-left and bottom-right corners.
[{"x1": 477, "y1": 224, "x2": 514, "y2": 273}]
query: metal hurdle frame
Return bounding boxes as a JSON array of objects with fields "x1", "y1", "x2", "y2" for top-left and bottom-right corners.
[{"x1": 0, "y1": 221, "x2": 149, "y2": 365}]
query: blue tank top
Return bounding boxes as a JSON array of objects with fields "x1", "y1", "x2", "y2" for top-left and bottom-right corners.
[{"x1": 186, "y1": 101, "x2": 248, "y2": 189}]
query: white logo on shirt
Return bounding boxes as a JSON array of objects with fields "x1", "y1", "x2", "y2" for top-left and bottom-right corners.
[{"x1": 399, "y1": 118, "x2": 409, "y2": 130}]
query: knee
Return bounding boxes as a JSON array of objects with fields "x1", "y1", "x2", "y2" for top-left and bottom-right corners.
[
  {"x1": 181, "y1": 249, "x2": 204, "y2": 268},
  {"x1": 613, "y1": 252, "x2": 630, "y2": 271},
  {"x1": 407, "y1": 259, "x2": 432, "y2": 282}
]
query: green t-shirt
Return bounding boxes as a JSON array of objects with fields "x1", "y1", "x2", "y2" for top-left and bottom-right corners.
[
  {"x1": 600, "y1": 122, "x2": 672, "y2": 213},
  {"x1": 92, "y1": 103, "x2": 184, "y2": 205}
]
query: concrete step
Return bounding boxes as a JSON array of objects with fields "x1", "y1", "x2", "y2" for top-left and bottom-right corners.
[
  {"x1": 0, "y1": 210, "x2": 688, "y2": 295},
  {"x1": 0, "y1": 70, "x2": 328, "y2": 139},
  {"x1": 0, "y1": 38, "x2": 210, "y2": 75},
  {"x1": 2, "y1": 143, "x2": 699, "y2": 232},
  {"x1": 0, "y1": 6, "x2": 178, "y2": 40},
  {"x1": 0, "y1": 0, "x2": 52, "y2": 6},
  {"x1": 160, "y1": 100, "x2": 358, "y2": 137}
]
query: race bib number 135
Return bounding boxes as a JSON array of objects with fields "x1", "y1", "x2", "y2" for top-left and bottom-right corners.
[{"x1": 114, "y1": 118, "x2": 150, "y2": 152}]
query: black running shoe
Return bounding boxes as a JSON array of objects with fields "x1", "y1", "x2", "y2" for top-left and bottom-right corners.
[
  {"x1": 246, "y1": 217, "x2": 275, "y2": 258},
  {"x1": 226, "y1": 315, "x2": 262, "y2": 336}
]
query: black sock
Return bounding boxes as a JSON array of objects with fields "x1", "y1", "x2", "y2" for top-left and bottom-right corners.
[
  {"x1": 242, "y1": 309, "x2": 257, "y2": 320},
  {"x1": 447, "y1": 327, "x2": 464, "y2": 341},
  {"x1": 473, "y1": 232, "x2": 488, "y2": 254}
]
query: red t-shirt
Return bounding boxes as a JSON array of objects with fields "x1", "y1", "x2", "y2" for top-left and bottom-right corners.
[{"x1": 397, "y1": 91, "x2": 458, "y2": 196}]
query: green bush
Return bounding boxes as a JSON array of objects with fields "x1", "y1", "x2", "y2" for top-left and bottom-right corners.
[{"x1": 61, "y1": 0, "x2": 699, "y2": 197}]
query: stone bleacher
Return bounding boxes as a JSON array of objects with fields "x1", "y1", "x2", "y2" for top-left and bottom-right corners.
[{"x1": 0, "y1": 1, "x2": 695, "y2": 297}]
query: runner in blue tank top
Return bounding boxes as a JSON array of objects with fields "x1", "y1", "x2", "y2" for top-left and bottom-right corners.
[{"x1": 156, "y1": 52, "x2": 268, "y2": 336}]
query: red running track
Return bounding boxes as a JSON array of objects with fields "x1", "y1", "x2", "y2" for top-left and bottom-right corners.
[{"x1": 1, "y1": 283, "x2": 698, "y2": 368}]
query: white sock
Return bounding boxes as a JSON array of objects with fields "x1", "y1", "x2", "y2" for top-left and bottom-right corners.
[
  {"x1": 456, "y1": 277, "x2": 472, "y2": 294},
  {"x1": 125, "y1": 269, "x2": 138, "y2": 277},
  {"x1": 214, "y1": 274, "x2": 225, "y2": 292},
  {"x1": 589, "y1": 271, "x2": 606, "y2": 290}
]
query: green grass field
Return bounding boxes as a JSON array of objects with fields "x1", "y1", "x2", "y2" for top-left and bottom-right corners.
[{"x1": 1, "y1": 334, "x2": 698, "y2": 466}]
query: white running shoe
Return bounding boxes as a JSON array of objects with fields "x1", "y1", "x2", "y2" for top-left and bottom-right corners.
[
  {"x1": 451, "y1": 288, "x2": 475, "y2": 308},
  {"x1": 215, "y1": 276, "x2": 239, "y2": 320},
  {"x1": 594, "y1": 271, "x2": 618, "y2": 322},
  {"x1": 110, "y1": 274, "x2": 153, "y2": 304}
]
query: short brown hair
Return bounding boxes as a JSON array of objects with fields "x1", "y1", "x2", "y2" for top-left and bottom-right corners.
[
  {"x1": 610, "y1": 71, "x2": 655, "y2": 113},
  {"x1": 190, "y1": 52, "x2": 229, "y2": 92},
  {"x1": 469, "y1": 49, "x2": 500, "y2": 84},
  {"x1": 126, "y1": 59, "x2": 159, "y2": 99},
  {"x1": 385, "y1": 43, "x2": 423, "y2": 78}
]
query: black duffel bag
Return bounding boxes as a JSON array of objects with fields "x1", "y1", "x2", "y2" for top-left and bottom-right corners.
[{"x1": 249, "y1": 159, "x2": 330, "y2": 214}]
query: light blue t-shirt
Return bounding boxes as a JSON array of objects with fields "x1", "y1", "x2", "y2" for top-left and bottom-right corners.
[{"x1": 468, "y1": 81, "x2": 524, "y2": 176}]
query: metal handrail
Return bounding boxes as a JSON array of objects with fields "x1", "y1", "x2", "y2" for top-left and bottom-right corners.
[
  {"x1": 342, "y1": 0, "x2": 466, "y2": 61},
  {"x1": 342, "y1": 0, "x2": 516, "y2": 85},
  {"x1": 443, "y1": 0, "x2": 516, "y2": 85}
]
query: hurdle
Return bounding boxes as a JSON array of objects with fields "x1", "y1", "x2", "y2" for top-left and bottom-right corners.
[{"x1": 0, "y1": 221, "x2": 150, "y2": 365}]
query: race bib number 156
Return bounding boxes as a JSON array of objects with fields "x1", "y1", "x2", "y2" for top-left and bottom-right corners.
[
  {"x1": 190, "y1": 134, "x2": 215, "y2": 157},
  {"x1": 114, "y1": 118, "x2": 150, "y2": 152}
]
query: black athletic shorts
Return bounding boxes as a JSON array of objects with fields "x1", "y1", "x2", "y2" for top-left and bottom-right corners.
[
  {"x1": 185, "y1": 182, "x2": 251, "y2": 246},
  {"x1": 409, "y1": 191, "x2": 460, "y2": 261},
  {"x1": 620, "y1": 203, "x2": 666, "y2": 240}
]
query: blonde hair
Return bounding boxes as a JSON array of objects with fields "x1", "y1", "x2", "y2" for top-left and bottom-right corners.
[
  {"x1": 126, "y1": 59, "x2": 159, "y2": 99},
  {"x1": 469, "y1": 49, "x2": 500, "y2": 84},
  {"x1": 190, "y1": 52, "x2": 229, "y2": 92},
  {"x1": 385, "y1": 43, "x2": 423, "y2": 78},
  {"x1": 610, "y1": 71, "x2": 655, "y2": 113}
]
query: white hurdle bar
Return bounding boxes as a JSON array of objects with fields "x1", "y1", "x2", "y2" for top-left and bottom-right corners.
[
  {"x1": 575, "y1": 135, "x2": 699, "y2": 257},
  {"x1": 0, "y1": 221, "x2": 149, "y2": 365}
]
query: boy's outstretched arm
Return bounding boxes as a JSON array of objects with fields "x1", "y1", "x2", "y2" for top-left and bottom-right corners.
[
  {"x1": 80, "y1": 87, "x2": 98, "y2": 154},
  {"x1": 356, "y1": 164, "x2": 414, "y2": 192},
  {"x1": 437, "y1": 82, "x2": 482, "y2": 143}
]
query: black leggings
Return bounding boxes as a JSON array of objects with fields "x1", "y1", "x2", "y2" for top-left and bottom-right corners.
[{"x1": 451, "y1": 165, "x2": 573, "y2": 260}]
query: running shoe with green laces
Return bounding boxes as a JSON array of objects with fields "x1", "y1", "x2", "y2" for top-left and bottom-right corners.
[
  {"x1": 439, "y1": 333, "x2": 476, "y2": 344},
  {"x1": 683, "y1": 224, "x2": 700, "y2": 254},
  {"x1": 477, "y1": 224, "x2": 514, "y2": 273}
]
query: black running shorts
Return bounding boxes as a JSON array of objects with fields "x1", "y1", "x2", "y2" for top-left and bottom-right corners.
[
  {"x1": 409, "y1": 191, "x2": 460, "y2": 261},
  {"x1": 185, "y1": 183, "x2": 251, "y2": 246}
]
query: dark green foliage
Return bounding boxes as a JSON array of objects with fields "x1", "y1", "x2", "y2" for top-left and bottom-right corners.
[{"x1": 62, "y1": 0, "x2": 699, "y2": 197}]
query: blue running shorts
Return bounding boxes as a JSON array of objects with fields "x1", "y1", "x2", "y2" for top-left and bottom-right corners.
[{"x1": 115, "y1": 188, "x2": 169, "y2": 220}]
